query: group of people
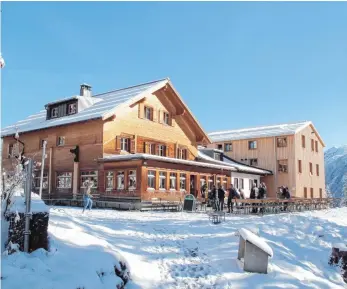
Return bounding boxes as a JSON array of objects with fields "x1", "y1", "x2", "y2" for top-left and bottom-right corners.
[{"x1": 200, "y1": 181, "x2": 292, "y2": 214}]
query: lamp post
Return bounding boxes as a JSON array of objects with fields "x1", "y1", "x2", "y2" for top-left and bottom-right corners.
[{"x1": 39, "y1": 141, "x2": 47, "y2": 198}]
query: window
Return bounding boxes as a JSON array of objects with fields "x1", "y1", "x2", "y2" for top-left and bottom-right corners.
[
  {"x1": 250, "y1": 158, "x2": 258, "y2": 166},
  {"x1": 200, "y1": 177, "x2": 206, "y2": 188},
  {"x1": 217, "y1": 144, "x2": 223, "y2": 150},
  {"x1": 222, "y1": 178, "x2": 227, "y2": 190},
  {"x1": 240, "y1": 178, "x2": 244, "y2": 190},
  {"x1": 316, "y1": 164, "x2": 319, "y2": 176},
  {"x1": 8, "y1": 143, "x2": 15, "y2": 158},
  {"x1": 214, "y1": 153, "x2": 221, "y2": 161},
  {"x1": 163, "y1": 112, "x2": 170, "y2": 125},
  {"x1": 180, "y1": 173, "x2": 186, "y2": 191},
  {"x1": 159, "y1": 172, "x2": 166, "y2": 190},
  {"x1": 248, "y1": 141, "x2": 257, "y2": 150},
  {"x1": 302, "y1": 135, "x2": 306, "y2": 148},
  {"x1": 298, "y1": 160, "x2": 302, "y2": 173},
  {"x1": 310, "y1": 187, "x2": 314, "y2": 198},
  {"x1": 224, "y1": 143, "x2": 232, "y2": 152},
  {"x1": 169, "y1": 173, "x2": 177, "y2": 190},
  {"x1": 234, "y1": 178, "x2": 239, "y2": 189},
  {"x1": 277, "y1": 137, "x2": 287, "y2": 147},
  {"x1": 311, "y1": 139, "x2": 314, "y2": 152},
  {"x1": 315, "y1": 141, "x2": 318, "y2": 153},
  {"x1": 117, "y1": 171, "x2": 125, "y2": 189},
  {"x1": 56, "y1": 172, "x2": 72, "y2": 189},
  {"x1": 249, "y1": 179, "x2": 253, "y2": 190},
  {"x1": 304, "y1": 187, "x2": 307, "y2": 198},
  {"x1": 68, "y1": 103, "x2": 77, "y2": 115},
  {"x1": 158, "y1": 145, "x2": 166, "y2": 157},
  {"x1": 309, "y1": 162, "x2": 313, "y2": 175},
  {"x1": 57, "y1": 136, "x2": 65, "y2": 146},
  {"x1": 216, "y1": 177, "x2": 221, "y2": 187},
  {"x1": 51, "y1": 107, "x2": 58, "y2": 118},
  {"x1": 319, "y1": 188, "x2": 323, "y2": 199},
  {"x1": 278, "y1": 159, "x2": 288, "y2": 173},
  {"x1": 147, "y1": 170, "x2": 155, "y2": 189},
  {"x1": 144, "y1": 106, "x2": 153, "y2": 120},
  {"x1": 40, "y1": 139, "x2": 47, "y2": 148},
  {"x1": 177, "y1": 148, "x2": 187, "y2": 160},
  {"x1": 106, "y1": 171, "x2": 114, "y2": 191},
  {"x1": 148, "y1": 143, "x2": 156, "y2": 155},
  {"x1": 80, "y1": 171, "x2": 98, "y2": 188},
  {"x1": 128, "y1": 170, "x2": 136, "y2": 189},
  {"x1": 208, "y1": 176, "x2": 213, "y2": 191},
  {"x1": 34, "y1": 171, "x2": 48, "y2": 189},
  {"x1": 121, "y1": 138, "x2": 130, "y2": 152}
]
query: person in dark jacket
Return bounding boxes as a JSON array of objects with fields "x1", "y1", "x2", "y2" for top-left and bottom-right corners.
[
  {"x1": 201, "y1": 183, "x2": 207, "y2": 202},
  {"x1": 227, "y1": 184, "x2": 237, "y2": 213},
  {"x1": 282, "y1": 186, "x2": 291, "y2": 211},
  {"x1": 218, "y1": 185, "x2": 225, "y2": 211},
  {"x1": 250, "y1": 184, "x2": 259, "y2": 213},
  {"x1": 258, "y1": 183, "x2": 266, "y2": 214},
  {"x1": 210, "y1": 185, "x2": 217, "y2": 211}
]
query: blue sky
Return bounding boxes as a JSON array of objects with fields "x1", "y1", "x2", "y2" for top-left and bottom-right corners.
[{"x1": 2, "y1": 2, "x2": 347, "y2": 148}]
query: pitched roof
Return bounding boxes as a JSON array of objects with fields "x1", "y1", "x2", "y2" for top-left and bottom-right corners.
[
  {"x1": 1, "y1": 79, "x2": 168, "y2": 137},
  {"x1": 208, "y1": 121, "x2": 311, "y2": 142},
  {"x1": 197, "y1": 149, "x2": 272, "y2": 175}
]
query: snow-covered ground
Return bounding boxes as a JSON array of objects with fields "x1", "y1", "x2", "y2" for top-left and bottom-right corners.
[{"x1": 2, "y1": 207, "x2": 347, "y2": 289}]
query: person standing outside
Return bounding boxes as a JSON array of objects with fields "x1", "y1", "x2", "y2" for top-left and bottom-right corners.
[
  {"x1": 82, "y1": 180, "x2": 94, "y2": 213},
  {"x1": 227, "y1": 184, "x2": 237, "y2": 213},
  {"x1": 250, "y1": 184, "x2": 259, "y2": 213},
  {"x1": 217, "y1": 185, "x2": 225, "y2": 211}
]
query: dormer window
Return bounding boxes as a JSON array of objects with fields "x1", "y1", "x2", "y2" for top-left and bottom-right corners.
[
  {"x1": 51, "y1": 107, "x2": 58, "y2": 118},
  {"x1": 68, "y1": 103, "x2": 77, "y2": 115}
]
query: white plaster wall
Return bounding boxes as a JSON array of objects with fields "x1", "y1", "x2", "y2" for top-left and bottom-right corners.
[{"x1": 231, "y1": 172, "x2": 261, "y2": 198}]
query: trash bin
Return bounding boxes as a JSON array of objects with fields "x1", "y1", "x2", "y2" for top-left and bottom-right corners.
[{"x1": 183, "y1": 194, "x2": 196, "y2": 212}]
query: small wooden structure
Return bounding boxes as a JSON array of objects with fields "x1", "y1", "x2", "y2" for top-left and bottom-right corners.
[{"x1": 238, "y1": 228, "x2": 273, "y2": 274}]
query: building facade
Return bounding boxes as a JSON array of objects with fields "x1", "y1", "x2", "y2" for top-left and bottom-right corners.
[
  {"x1": 1, "y1": 79, "x2": 269, "y2": 203},
  {"x1": 208, "y1": 121, "x2": 326, "y2": 198}
]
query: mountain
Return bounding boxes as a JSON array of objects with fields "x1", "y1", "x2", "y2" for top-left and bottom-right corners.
[{"x1": 324, "y1": 145, "x2": 347, "y2": 198}]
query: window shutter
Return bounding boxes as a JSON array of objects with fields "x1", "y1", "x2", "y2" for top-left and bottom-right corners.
[
  {"x1": 130, "y1": 139, "x2": 135, "y2": 154},
  {"x1": 163, "y1": 145, "x2": 167, "y2": 157},
  {"x1": 143, "y1": 142, "x2": 147, "y2": 153},
  {"x1": 116, "y1": 136, "x2": 121, "y2": 151},
  {"x1": 138, "y1": 103, "x2": 144, "y2": 119}
]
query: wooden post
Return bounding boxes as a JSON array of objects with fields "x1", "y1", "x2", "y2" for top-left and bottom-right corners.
[
  {"x1": 48, "y1": 148, "x2": 53, "y2": 199},
  {"x1": 73, "y1": 162, "x2": 79, "y2": 198}
]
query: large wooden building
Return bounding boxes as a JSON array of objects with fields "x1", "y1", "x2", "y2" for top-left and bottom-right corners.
[
  {"x1": 1, "y1": 79, "x2": 270, "y2": 203},
  {"x1": 208, "y1": 121, "x2": 326, "y2": 198}
]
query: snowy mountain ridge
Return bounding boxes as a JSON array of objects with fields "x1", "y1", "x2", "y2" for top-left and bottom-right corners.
[{"x1": 324, "y1": 144, "x2": 347, "y2": 198}]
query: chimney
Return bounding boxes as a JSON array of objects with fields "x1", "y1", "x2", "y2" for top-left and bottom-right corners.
[{"x1": 80, "y1": 83, "x2": 92, "y2": 97}]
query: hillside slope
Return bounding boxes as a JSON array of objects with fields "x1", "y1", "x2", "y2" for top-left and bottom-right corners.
[{"x1": 324, "y1": 145, "x2": 347, "y2": 198}]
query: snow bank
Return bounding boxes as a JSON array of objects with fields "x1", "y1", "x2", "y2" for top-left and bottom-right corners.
[
  {"x1": 239, "y1": 228, "x2": 273, "y2": 257},
  {"x1": 9, "y1": 191, "x2": 49, "y2": 213}
]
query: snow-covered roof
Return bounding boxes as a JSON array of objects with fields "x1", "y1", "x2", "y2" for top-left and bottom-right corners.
[
  {"x1": 208, "y1": 121, "x2": 311, "y2": 142},
  {"x1": 239, "y1": 228, "x2": 273, "y2": 257},
  {"x1": 1, "y1": 79, "x2": 168, "y2": 137},
  {"x1": 101, "y1": 153, "x2": 237, "y2": 172},
  {"x1": 197, "y1": 150, "x2": 271, "y2": 175}
]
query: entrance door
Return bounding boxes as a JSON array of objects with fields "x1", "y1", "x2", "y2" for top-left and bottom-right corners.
[{"x1": 190, "y1": 175, "x2": 197, "y2": 197}]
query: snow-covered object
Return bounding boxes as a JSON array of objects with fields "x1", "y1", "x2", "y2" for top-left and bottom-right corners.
[
  {"x1": 9, "y1": 192, "x2": 49, "y2": 213},
  {"x1": 102, "y1": 153, "x2": 237, "y2": 171},
  {"x1": 333, "y1": 243, "x2": 347, "y2": 251},
  {"x1": 197, "y1": 149, "x2": 270, "y2": 175},
  {"x1": 239, "y1": 228, "x2": 273, "y2": 257},
  {"x1": 1, "y1": 79, "x2": 168, "y2": 137},
  {"x1": 209, "y1": 121, "x2": 312, "y2": 142}
]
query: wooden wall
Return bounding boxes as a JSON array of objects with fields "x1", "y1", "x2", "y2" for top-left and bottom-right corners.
[
  {"x1": 103, "y1": 92, "x2": 199, "y2": 159},
  {"x1": 294, "y1": 125, "x2": 326, "y2": 198},
  {"x1": 2, "y1": 119, "x2": 104, "y2": 196}
]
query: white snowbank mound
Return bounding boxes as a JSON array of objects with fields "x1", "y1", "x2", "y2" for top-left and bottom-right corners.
[{"x1": 9, "y1": 191, "x2": 49, "y2": 213}]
